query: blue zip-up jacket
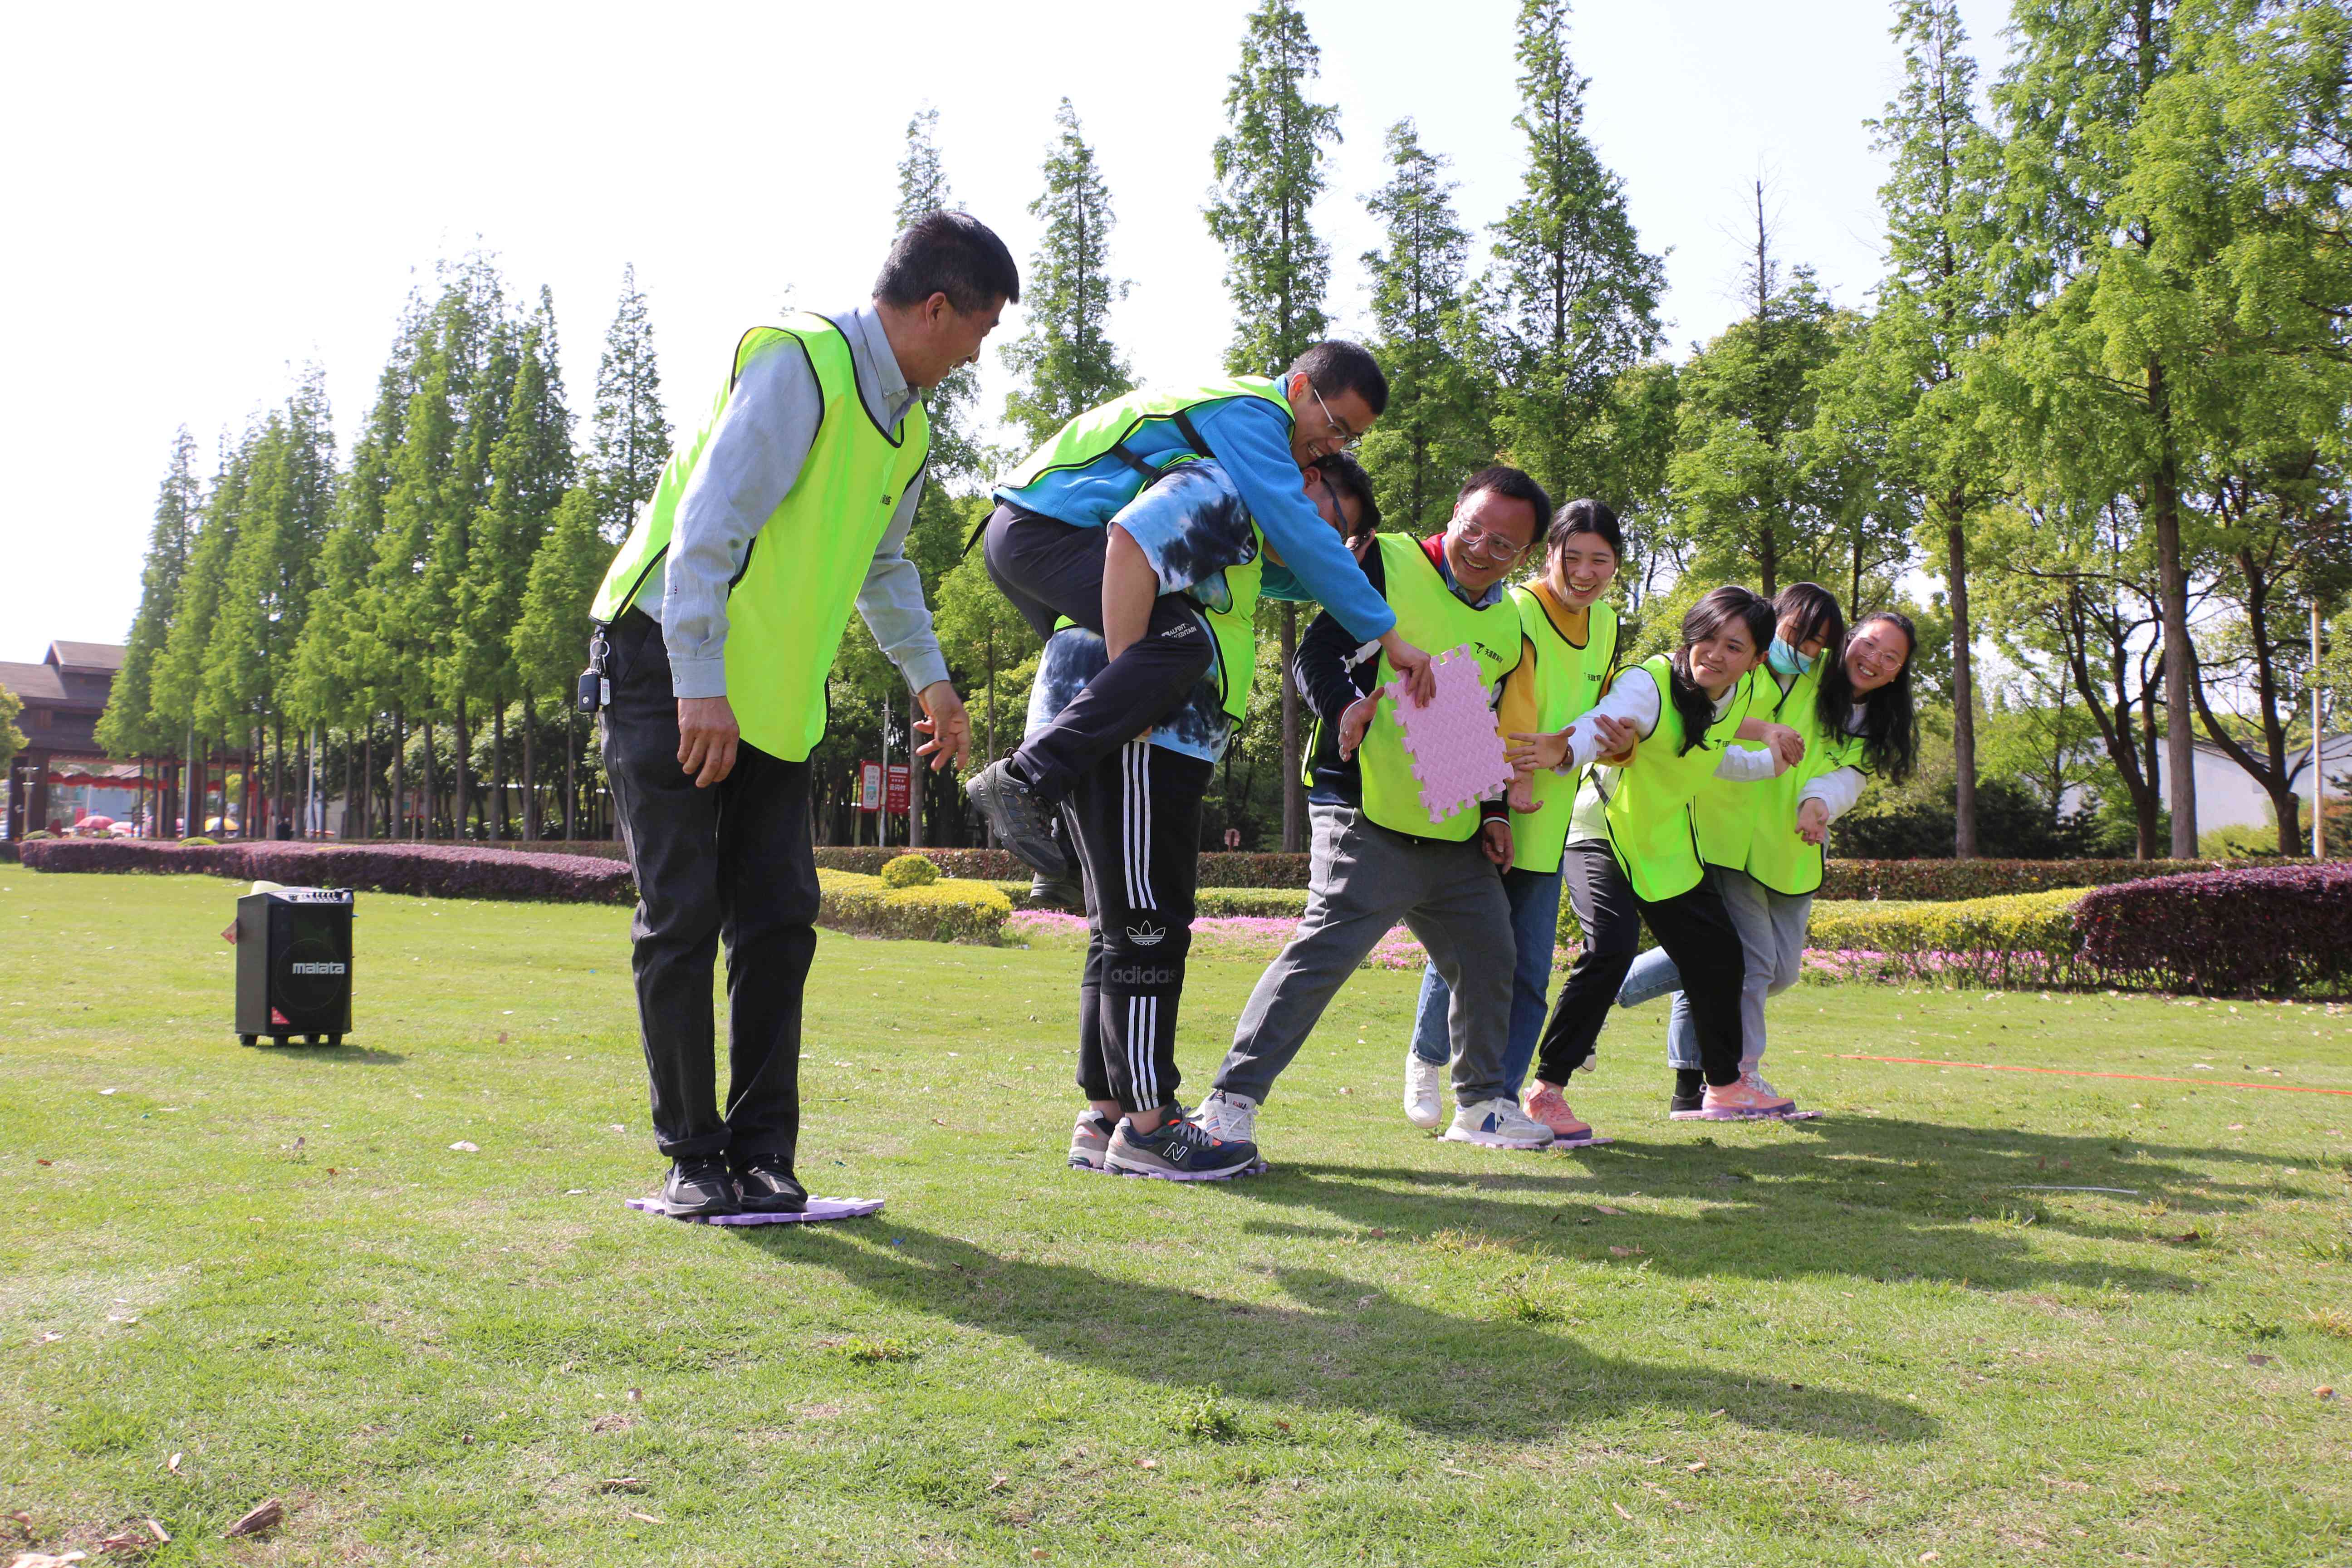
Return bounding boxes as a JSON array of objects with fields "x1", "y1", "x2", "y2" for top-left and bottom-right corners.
[{"x1": 992, "y1": 379, "x2": 1396, "y2": 643}]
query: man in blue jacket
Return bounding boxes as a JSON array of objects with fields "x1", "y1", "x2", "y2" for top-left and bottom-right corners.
[{"x1": 965, "y1": 341, "x2": 1433, "y2": 873}]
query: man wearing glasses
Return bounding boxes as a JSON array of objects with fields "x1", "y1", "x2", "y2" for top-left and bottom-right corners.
[
  {"x1": 967, "y1": 341, "x2": 1436, "y2": 877},
  {"x1": 1195, "y1": 466, "x2": 1560, "y2": 1159}
]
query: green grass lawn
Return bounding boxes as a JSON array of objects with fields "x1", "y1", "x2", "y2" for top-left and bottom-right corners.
[{"x1": 3, "y1": 871, "x2": 2348, "y2": 1566}]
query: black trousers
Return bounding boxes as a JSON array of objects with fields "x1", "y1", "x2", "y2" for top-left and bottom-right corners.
[
  {"x1": 600, "y1": 609, "x2": 820, "y2": 1164},
  {"x1": 982, "y1": 504, "x2": 1214, "y2": 804},
  {"x1": 1533, "y1": 841, "x2": 1746, "y2": 1088},
  {"x1": 1067, "y1": 740, "x2": 1211, "y2": 1112}
]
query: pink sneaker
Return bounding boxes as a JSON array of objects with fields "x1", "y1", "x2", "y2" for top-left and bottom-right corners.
[
  {"x1": 1698, "y1": 1079, "x2": 1797, "y2": 1120},
  {"x1": 1739, "y1": 1067, "x2": 1822, "y2": 1120},
  {"x1": 1523, "y1": 1084, "x2": 1611, "y2": 1147}
]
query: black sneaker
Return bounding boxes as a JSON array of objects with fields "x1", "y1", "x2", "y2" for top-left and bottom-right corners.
[
  {"x1": 662, "y1": 1156, "x2": 741, "y2": 1217},
  {"x1": 967, "y1": 759, "x2": 1070, "y2": 879},
  {"x1": 734, "y1": 1154, "x2": 806, "y2": 1214},
  {"x1": 1667, "y1": 1087, "x2": 1705, "y2": 1117},
  {"x1": 1029, "y1": 871, "x2": 1083, "y2": 909},
  {"x1": 1103, "y1": 1114, "x2": 1263, "y2": 1181}
]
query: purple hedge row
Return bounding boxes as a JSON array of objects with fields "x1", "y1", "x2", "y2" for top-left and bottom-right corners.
[
  {"x1": 2075, "y1": 863, "x2": 2352, "y2": 997},
  {"x1": 17, "y1": 838, "x2": 637, "y2": 904}
]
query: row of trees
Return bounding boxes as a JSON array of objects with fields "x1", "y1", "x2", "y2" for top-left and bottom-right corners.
[{"x1": 85, "y1": 0, "x2": 2350, "y2": 858}]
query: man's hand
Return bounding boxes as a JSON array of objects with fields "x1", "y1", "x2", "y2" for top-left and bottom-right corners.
[
  {"x1": 1796, "y1": 797, "x2": 1831, "y2": 846},
  {"x1": 1507, "y1": 774, "x2": 1539, "y2": 814},
  {"x1": 1480, "y1": 818, "x2": 1513, "y2": 867},
  {"x1": 1379, "y1": 632, "x2": 1437, "y2": 707},
  {"x1": 676, "y1": 696, "x2": 740, "y2": 788},
  {"x1": 1337, "y1": 694, "x2": 1378, "y2": 760},
  {"x1": 914, "y1": 681, "x2": 973, "y2": 773}
]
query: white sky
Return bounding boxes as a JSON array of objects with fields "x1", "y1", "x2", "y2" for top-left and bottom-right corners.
[{"x1": 0, "y1": 0, "x2": 2012, "y2": 663}]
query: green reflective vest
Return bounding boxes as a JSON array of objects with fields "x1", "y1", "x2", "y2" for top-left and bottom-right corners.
[
  {"x1": 589, "y1": 314, "x2": 929, "y2": 763},
  {"x1": 1506, "y1": 587, "x2": 1617, "y2": 873},
  {"x1": 1694, "y1": 664, "x2": 1871, "y2": 896},
  {"x1": 1324, "y1": 534, "x2": 1525, "y2": 843},
  {"x1": 1598, "y1": 654, "x2": 1755, "y2": 902},
  {"x1": 1002, "y1": 377, "x2": 1289, "y2": 495}
]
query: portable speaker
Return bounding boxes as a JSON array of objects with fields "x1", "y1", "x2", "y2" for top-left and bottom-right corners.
[{"x1": 234, "y1": 887, "x2": 354, "y2": 1046}]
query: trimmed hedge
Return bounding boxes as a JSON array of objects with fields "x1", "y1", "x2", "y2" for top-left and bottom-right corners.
[
  {"x1": 18, "y1": 838, "x2": 637, "y2": 903},
  {"x1": 880, "y1": 853, "x2": 941, "y2": 889},
  {"x1": 1806, "y1": 889, "x2": 2088, "y2": 989},
  {"x1": 815, "y1": 846, "x2": 1027, "y2": 880},
  {"x1": 817, "y1": 870, "x2": 1009, "y2": 944},
  {"x1": 2075, "y1": 864, "x2": 2352, "y2": 997},
  {"x1": 822, "y1": 846, "x2": 2228, "y2": 899},
  {"x1": 1817, "y1": 858, "x2": 2220, "y2": 901}
]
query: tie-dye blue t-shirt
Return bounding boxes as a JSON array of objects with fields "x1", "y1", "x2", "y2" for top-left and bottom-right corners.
[{"x1": 1021, "y1": 460, "x2": 1261, "y2": 765}]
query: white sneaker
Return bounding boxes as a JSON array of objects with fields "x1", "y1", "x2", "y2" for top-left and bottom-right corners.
[
  {"x1": 1402, "y1": 1049, "x2": 1448, "y2": 1129},
  {"x1": 1195, "y1": 1088, "x2": 1259, "y2": 1145},
  {"x1": 1442, "y1": 1097, "x2": 1557, "y2": 1151}
]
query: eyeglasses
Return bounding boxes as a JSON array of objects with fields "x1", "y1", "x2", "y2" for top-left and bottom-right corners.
[
  {"x1": 1450, "y1": 518, "x2": 1530, "y2": 563},
  {"x1": 1306, "y1": 382, "x2": 1361, "y2": 451}
]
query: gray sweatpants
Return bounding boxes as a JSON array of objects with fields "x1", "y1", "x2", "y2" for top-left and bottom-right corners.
[
  {"x1": 1617, "y1": 867, "x2": 1810, "y2": 1072},
  {"x1": 1214, "y1": 803, "x2": 1514, "y2": 1108}
]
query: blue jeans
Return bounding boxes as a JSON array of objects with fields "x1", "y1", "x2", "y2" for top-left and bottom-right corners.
[{"x1": 1410, "y1": 866, "x2": 1562, "y2": 1097}]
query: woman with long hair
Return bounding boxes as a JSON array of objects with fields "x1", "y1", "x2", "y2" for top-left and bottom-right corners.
[
  {"x1": 1613, "y1": 592, "x2": 1920, "y2": 1117},
  {"x1": 1401, "y1": 499, "x2": 1625, "y2": 1145},
  {"x1": 1507, "y1": 586, "x2": 1795, "y2": 1125}
]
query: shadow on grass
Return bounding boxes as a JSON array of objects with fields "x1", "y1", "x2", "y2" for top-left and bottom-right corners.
[
  {"x1": 748, "y1": 1221, "x2": 1939, "y2": 1446},
  {"x1": 1213, "y1": 1113, "x2": 2289, "y2": 1290},
  {"x1": 250, "y1": 1043, "x2": 409, "y2": 1065}
]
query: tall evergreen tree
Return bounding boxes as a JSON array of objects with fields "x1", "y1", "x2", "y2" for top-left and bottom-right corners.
[
  {"x1": 1484, "y1": 0, "x2": 1665, "y2": 504},
  {"x1": 418, "y1": 255, "x2": 520, "y2": 835},
  {"x1": 289, "y1": 295, "x2": 428, "y2": 839},
  {"x1": 514, "y1": 485, "x2": 608, "y2": 839},
  {"x1": 153, "y1": 431, "x2": 255, "y2": 829},
  {"x1": 1205, "y1": 0, "x2": 1340, "y2": 850},
  {"x1": 1002, "y1": 99, "x2": 1132, "y2": 450},
  {"x1": 459, "y1": 285, "x2": 574, "y2": 837},
  {"x1": 98, "y1": 427, "x2": 204, "y2": 765},
  {"x1": 1358, "y1": 119, "x2": 1490, "y2": 532},
  {"x1": 1842, "y1": 0, "x2": 2006, "y2": 857},
  {"x1": 1205, "y1": 0, "x2": 1340, "y2": 376},
  {"x1": 206, "y1": 367, "x2": 336, "y2": 831},
  {"x1": 896, "y1": 108, "x2": 985, "y2": 487},
  {"x1": 588, "y1": 264, "x2": 671, "y2": 543}
]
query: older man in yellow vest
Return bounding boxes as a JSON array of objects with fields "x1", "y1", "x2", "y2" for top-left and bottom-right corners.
[{"x1": 588, "y1": 213, "x2": 1017, "y2": 1218}]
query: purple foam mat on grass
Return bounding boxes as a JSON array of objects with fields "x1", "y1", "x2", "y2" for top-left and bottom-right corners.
[
  {"x1": 1383, "y1": 645, "x2": 1515, "y2": 825},
  {"x1": 625, "y1": 1196, "x2": 885, "y2": 1225}
]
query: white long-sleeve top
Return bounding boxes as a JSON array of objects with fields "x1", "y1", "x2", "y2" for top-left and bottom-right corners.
[
  {"x1": 1553, "y1": 666, "x2": 1784, "y2": 782},
  {"x1": 1797, "y1": 705, "x2": 1872, "y2": 819}
]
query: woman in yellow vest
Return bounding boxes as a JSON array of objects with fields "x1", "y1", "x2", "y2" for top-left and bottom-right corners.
[
  {"x1": 1507, "y1": 586, "x2": 1796, "y2": 1122},
  {"x1": 1400, "y1": 499, "x2": 1623, "y2": 1147},
  {"x1": 1616, "y1": 589, "x2": 1919, "y2": 1115}
]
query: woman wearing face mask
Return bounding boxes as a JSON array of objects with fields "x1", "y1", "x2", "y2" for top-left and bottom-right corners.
[
  {"x1": 1616, "y1": 591, "x2": 1920, "y2": 1116},
  {"x1": 1400, "y1": 499, "x2": 1624, "y2": 1145},
  {"x1": 1506, "y1": 585, "x2": 1795, "y2": 1123}
]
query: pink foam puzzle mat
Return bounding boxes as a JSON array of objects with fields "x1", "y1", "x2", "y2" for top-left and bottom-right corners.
[
  {"x1": 626, "y1": 1195, "x2": 885, "y2": 1225},
  {"x1": 1382, "y1": 644, "x2": 1514, "y2": 825}
]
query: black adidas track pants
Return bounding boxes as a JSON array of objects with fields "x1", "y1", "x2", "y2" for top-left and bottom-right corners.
[{"x1": 1066, "y1": 739, "x2": 1213, "y2": 1113}]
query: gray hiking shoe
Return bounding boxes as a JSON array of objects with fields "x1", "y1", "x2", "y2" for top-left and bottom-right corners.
[
  {"x1": 1104, "y1": 1113, "x2": 1262, "y2": 1182},
  {"x1": 1068, "y1": 1108, "x2": 1116, "y2": 1171},
  {"x1": 967, "y1": 759, "x2": 1069, "y2": 879}
]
